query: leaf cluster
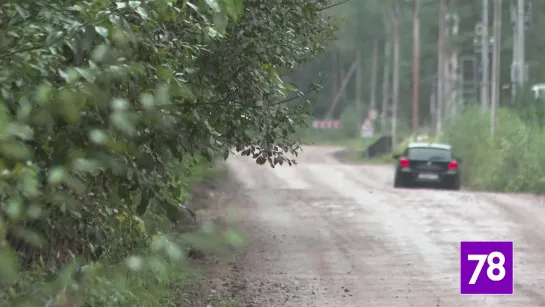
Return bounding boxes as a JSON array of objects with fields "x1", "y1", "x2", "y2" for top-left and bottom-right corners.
[{"x1": 0, "y1": 0, "x2": 335, "y2": 305}]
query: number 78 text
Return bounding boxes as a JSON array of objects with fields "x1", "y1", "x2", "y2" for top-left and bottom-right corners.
[{"x1": 467, "y1": 252, "x2": 506, "y2": 284}]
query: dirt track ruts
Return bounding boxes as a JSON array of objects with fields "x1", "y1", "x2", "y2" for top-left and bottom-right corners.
[{"x1": 225, "y1": 146, "x2": 545, "y2": 307}]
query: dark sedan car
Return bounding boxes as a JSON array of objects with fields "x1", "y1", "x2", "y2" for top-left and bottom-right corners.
[{"x1": 393, "y1": 142, "x2": 462, "y2": 190}]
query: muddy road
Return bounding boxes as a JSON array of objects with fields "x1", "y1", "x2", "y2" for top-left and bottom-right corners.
[{"x1": 225, "y1": 146, "x2": 545, "y2": 307}]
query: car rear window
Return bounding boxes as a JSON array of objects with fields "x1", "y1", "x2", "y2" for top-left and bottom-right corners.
[{"x1": 408, "y1": 147, "x2": 451, "y2": 161}]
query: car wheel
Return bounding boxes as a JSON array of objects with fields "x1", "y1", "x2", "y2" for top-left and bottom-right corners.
[
  {"x1": 447, "y1": 178, "x2": 461, "y2": 191},
  {"x1": 452, "y1": 181, "x2": 461, "y2": 191},
  {"x1": 394, "y1": 175, "x2": 403, "y2": 188}
]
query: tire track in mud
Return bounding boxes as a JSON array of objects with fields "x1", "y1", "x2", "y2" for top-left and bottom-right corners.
[
  {"x1": 339, "y1": 165, "x2": 481, "y2": 227},
  {"x1": 266, "y1": 162, "x2": 368, "y2": 305},
  {"x1": 226, "y1": 156, "x2": 317, "y2": 306},
  {"x1": 225, "y1": 148, "x2": 545, "y2": 306},
  {"x1": 473, "y1": 193, "x2": 545, "y2": 303},
  {"x1": 230, "y1": 190, "x2": 330, "y2": 306},
  {"x1": 284, "y1": 193, "x2": 362, "y2": 306},
  {"x1": 336, "y1": 162, "x2": 545, "y2": 305},
  {"x1": 226, "y1": 157, "x2": 364, "y2": 306},
  {"x1": 313, "y1": 147, "x2": 545, "y2": 305},
  {"x1": 477, "y1": 193, "x2": 545, "y2": 243},
  {"x1": 293, "y1": 165, "x2": 472, "y2": 307}
]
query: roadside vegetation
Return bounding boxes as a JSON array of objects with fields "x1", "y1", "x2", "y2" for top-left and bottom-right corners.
[
  {"x1": 0, "y1": 0, "x2": 335, "y2": 305},
  {"x1": 304, "y1": 98, "x2": 545, "y2": 195},
  {"x1": 290, "y1": 1, "x2": 545, "y2": 196},
  {"x1": 299, "y1": 101, "x2": 416, "y2": 165},
  {"x1": 442, "y1": 101, "x2": 545, "y2": 193}
]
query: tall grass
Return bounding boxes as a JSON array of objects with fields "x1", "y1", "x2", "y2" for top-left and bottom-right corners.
[{"x1": 442, "y1": 105, "x2": 545, "y2": 193}]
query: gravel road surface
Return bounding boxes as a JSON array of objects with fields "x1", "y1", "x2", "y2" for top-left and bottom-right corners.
[{"x1": 226, "y1": 146, "x2": 545, "y2": 307}]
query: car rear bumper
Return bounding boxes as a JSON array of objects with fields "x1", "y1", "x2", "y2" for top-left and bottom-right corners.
[{"x1": 398, "y1": 169, "x2": 459, "y2": 184}]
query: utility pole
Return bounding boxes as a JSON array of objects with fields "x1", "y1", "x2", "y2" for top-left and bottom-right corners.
[
  {"x1": 510, "y1": 0, "x2": 526, "y2": 99},
  {"x1": 392, "y1": 6, "x2": 401, "y2": 149},
  {"x1": 517, "y1": 0, "x2": 525, "y2": 87},
  {"x1": 355, "y1": 49, "x2": 362, "y2": 127},
  {"x1": 447, "y1": 3, "x2": 460, "y2": 119},
  {"x1": 332, "y1": 48, "x2": 338, "y2": 114},
  {"x1": 481, "y1": 0, "x2": 490, "y2": 111},
  {"x1": 491, "y1": 0, "x2": 502, "y2": 135},
  {"x1": 338, "y1": 52, "x2": 347, "y2": 103},
  {"x1": 381, "y1": 12, "x2": 392, "y2": 134},
  {"x1": 325, "y1": 59, "x2": 359, "y2": 118},
  {"x1": 510, "y1": 0, "x2": 518, "y2": 100},
  {"x1": 436, "y1": 0, "x2": 446, "y2": 135},
  {"x1": 412, "y1": 0, "x2": 421, "y2": 134},
  {"x1": 370, "y1": 40, "x2": 378, "y2": 114},
  {"x1": 444, "y1": 20, "x2": 451, "y2": 121}
]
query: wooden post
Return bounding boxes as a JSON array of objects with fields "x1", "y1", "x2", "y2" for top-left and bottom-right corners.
[
  {"x1": 490, "y1": 0, "x2": 502, "y2": 135},
  {"x1": 381, "y1": 12, "x2": 392, "y2": 134},
  {"x1": 517, "y1": 0, "x2": 525, "y2": 86},
  {"x1": 436, "y1": 0, "x2": 446, "y2": 135},
  {"x1": 392, "y1": 7, "x2": 400, "y2": 150},
  {"x1": 481, "y1": 0, "x2": 490, "y2": 111},
  {"x1": 337, "y1": 51, "x2": 345, "y2": 102},
  {"x1": 370, "y1": 41, "x2": 378, "y2": 113},
  {"x1": 325, "y1": 60, "x2": 358, "y2": 119},
  {"x1": 332, "y1": 49, "x2": 338, "y2": 114},
  {"x1": 356, "y1": 49, "x2": 363, "y2": 129},
  {"x1": 412, "y1": 0, "x2": 421, "y2": 134},
  {"x1": 450, "y1": 10, "x2": 460, "y2": 118}
]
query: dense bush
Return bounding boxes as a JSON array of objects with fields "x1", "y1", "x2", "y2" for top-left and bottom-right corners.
[
  {"x1": 0, "y1": 0, "x2": 335, "y2": 305},
  {"x1": 442, "y1": 105, "x2": 545, "y2": 193}
]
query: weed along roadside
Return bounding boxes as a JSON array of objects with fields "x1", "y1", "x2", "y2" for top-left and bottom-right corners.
[
  {"x1": 441, "y1": 105, "x2": 545, "y2": 193},
  {"x1": 0, "y1": 0, "x2": 336, "y2": 306},
  {"x1": 307, "y1": 101, "x2": 545, "y2": 195}
]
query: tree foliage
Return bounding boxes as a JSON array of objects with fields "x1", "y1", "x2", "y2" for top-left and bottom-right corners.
[
  {"x1": 295, "y1": 0, "x2": 545, "y2": 127},
  {"x1": 0, "y1": 0, "x2": 335, "y2": 305}
]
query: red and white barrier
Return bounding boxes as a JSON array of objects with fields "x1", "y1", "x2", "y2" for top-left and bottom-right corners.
[{"x1": 312, "y1": 120, "x2": 341, "y2": 129}]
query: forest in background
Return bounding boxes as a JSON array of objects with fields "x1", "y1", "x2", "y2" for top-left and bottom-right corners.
[
  {"x1": 293, "y1": 0, "x2": 545, "y2": 129},
  {"x1": 295, "y1": 0, "x2": 545, "y2": 194}
]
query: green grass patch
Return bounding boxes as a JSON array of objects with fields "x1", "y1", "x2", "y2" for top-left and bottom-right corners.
[
  {"x1": 344, "y1": 151, "x2": 388, "y2": 163},
  {"x1": 326, "y1": 136, "x2": 396, "y2": 164},
  {"x1": 442, "y1": 105, "x2": 545, "y2": 193},
  {"x1": 303, "y1": 136, "x2": 365, "y2": 148},
  {"x1": 299, "y1": 128, "x2": 377, "y2": 149},
  {"x1": 333, "y1": 136, "x2": 417, "y2": 165},
  {"x1": 342, "y1": 149, "x2": 394, "y2": 165},
  {"x1": 297, "y1": 123, "x2": 414, "y2": 165}
]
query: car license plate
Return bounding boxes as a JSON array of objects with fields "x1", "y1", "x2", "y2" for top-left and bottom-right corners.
[{"x1": 418, "y1": 173, "x2": 439, "y2": 180}]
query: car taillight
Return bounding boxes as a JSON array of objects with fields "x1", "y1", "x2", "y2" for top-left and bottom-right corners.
[
  {"x1": 448, "y1": 160, "x2": 458, "y2": 170},
  {"x1": 399, "y1": 157, "x2": 410, "y2": 168}
]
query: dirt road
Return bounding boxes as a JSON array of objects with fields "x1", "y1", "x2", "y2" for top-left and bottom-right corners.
[{"x1": 225, "y1": 146, "x2": 545, "y2": 307}]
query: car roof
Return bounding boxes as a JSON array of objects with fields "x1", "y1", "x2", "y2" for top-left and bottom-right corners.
[{"x1": 407, "y1": 142, "x2": 452, "y2": 150}]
